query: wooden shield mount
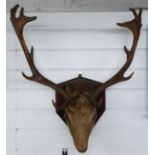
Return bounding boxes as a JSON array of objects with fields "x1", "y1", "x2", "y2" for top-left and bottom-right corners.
[{"x1": 56, "y1": 74, "x2": 106, "y2": 124}]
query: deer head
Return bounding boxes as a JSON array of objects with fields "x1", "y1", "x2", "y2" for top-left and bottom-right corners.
[
  {"x1": 10, "y1": 4, "x2": 142, "y2": 153},
  {"x1": 64, "y1": 86, "x2": 97, "y2": 152}
]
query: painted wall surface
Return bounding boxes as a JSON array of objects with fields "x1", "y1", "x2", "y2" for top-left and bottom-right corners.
[
  {"x1": 6, "y1": 11, "x2": 148, "y2": 155},
  {"x1": 6, "y1": 0, "x2": 147, "y2": 12}
]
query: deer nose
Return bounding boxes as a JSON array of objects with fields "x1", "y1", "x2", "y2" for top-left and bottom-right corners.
[
  {"x1": 76, "y1": 146, "x2": 88, "y2": 153},
  {"x1": 75, "y1": 141, "x2": 88, "y2": 153}
]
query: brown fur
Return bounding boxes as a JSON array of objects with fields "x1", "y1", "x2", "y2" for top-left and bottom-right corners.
[{"x1": 65, "y1": 91, "x2": 97, "y2": 152}]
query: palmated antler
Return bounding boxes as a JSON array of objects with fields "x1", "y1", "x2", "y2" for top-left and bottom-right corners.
[
  {"x1": 10, "y1": 4, "x2": 68, "y2": 99},
  {"x1": 93, "y1": 9, "x2": 142, "y2": 98}
]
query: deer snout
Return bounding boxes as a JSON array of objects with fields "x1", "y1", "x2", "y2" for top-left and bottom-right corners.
[
  {"x1": 74, "y1": 141, "x2": 88, "y2": 153},
  {"x1": 73, "y1": 134, "x2": 89, "y2": 153}
]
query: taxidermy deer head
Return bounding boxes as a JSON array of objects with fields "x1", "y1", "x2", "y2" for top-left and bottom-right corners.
[{"x1": 10, "y1": 4, "x2": 142, "y2": 153}]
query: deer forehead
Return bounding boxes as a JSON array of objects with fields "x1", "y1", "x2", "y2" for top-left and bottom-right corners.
[{"x1": 65, "y1": 101, "x2": 96, "y2": 116}]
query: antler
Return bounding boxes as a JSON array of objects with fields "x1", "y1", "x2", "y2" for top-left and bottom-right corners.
[
  {"x1": 10, "y1": 4, "x2": 68, "y2": 98},
  {"x1": 92, "y1": 9, "x2": 142, "y2": 98}
]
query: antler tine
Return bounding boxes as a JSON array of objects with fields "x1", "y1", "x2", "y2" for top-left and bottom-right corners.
[
  {"x1": 130, "y1": 8, "x2": 142, "y2": 18},
  {"x1": 117, "y1": 9, "x2": 142, "y2": 35},
  {"x1": 11, "y1": 4, "x2": 37, "y2": 32},
  {"x1": 10, "y1": 4, "x2": 68, "y2": 99},
  {"x1": 92, "y1": 9, "x2": 142, "y2": 98}
]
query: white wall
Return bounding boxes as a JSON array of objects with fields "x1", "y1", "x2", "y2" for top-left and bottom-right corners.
[
  {"x1": 6, "y1": 0, "x2": 148, "y2": 12},
  {"x1": 6, "y1": 11, "x2": 148, "y2": 155}
]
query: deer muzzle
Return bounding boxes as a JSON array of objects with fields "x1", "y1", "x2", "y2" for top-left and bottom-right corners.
[{"x1": 73, "y1": 133, "x2": 89, "y2": 153}]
